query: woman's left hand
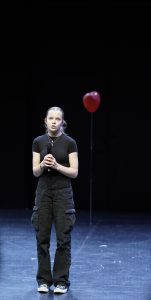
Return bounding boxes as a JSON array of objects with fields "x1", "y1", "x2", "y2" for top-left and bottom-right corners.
[{"x1": 49, "y1": 155, "x2": 58, "y2": 169}]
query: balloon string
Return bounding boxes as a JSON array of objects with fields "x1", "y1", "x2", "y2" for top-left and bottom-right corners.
[{"x1": 90, "y1": 112, "x2": 93, "y2": 225}]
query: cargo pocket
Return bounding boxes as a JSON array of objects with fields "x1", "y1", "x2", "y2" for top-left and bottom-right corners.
[
  {"x1": 64, "y1": 208, "x2": 76, "y2": 234},
  {"x1": 31, "y1": 205, "x2": 39, "y2": 231}
]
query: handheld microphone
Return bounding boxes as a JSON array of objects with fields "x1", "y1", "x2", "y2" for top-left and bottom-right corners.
[{"x1": 47, "y1": 142, "x2": 52, "y2": 172}]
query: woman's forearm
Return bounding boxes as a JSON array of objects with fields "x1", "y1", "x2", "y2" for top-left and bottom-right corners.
[
  {"x1": 33, "y1": 161, "x2": 45, "y2": 177},
  {"x1": 56, "y1": 163, "x2": 78, "y2": 178}
]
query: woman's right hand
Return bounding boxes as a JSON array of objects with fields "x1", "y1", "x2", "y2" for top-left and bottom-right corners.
[{"x1": 41, "y1": 154, "x2": 52, "y2": 168}]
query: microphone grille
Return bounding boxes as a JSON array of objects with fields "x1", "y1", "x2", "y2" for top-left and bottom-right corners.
[{"x1": 47, "y1": 142, "x2": 52, "y2": 154}]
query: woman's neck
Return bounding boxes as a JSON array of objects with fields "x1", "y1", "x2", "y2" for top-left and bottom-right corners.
[{"x1": 47, "y1": 131, "x2": 63, "y2": 138}]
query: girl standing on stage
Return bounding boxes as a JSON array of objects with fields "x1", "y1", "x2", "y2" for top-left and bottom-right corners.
[{"x1": 31, "y1": 106, "x2": 78, "y2": 294}]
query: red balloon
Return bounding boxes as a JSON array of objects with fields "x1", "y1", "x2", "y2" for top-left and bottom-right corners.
[{"x1": 83, "y1": 91, "x2": 101, "y2": 112}]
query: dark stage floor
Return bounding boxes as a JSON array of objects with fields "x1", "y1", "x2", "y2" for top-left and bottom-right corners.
[{"x1": 0, "y1": 209, "x2": 151, "y2": 300}]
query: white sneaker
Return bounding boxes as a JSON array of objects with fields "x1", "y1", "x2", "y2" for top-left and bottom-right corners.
[
  {"x1": 37, "y1": 284, "x2": 49, "y2": 293},
  {"x1": 53, "y1": 285, "x2": 68, "y2": 294}
]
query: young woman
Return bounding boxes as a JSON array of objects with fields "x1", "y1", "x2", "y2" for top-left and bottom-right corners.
[{"x1": 31, "y1": 106, "x2": 78, "y2": 294}]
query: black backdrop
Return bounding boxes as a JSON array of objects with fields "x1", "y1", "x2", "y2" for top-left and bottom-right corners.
[{"x1": 0, "y1": 1, "x2": 151, "y2": 212}]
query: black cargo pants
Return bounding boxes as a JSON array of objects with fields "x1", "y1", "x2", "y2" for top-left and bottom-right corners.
[{"x1": 31, "y1": 184, "x2": 76, "y2": 287}]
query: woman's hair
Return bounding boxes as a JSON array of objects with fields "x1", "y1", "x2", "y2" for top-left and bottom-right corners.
[{"x1": 45, "y1": 106, "x2": 67, "y2": 132}]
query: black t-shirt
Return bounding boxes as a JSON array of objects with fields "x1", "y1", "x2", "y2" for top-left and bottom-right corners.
[{"x1": 32, "y1": 133, "x2": 78, "y2": 189}]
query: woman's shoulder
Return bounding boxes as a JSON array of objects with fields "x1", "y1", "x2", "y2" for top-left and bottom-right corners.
[
  {"x1": 33, "y1": 133, "x2": 47, "y2": 143},
  {"x1": 62, "y1": 133, "x2": 78, "y2": 147},
  {"x1": 63, "y1": 133, "x2": 76, "y2": 142}
]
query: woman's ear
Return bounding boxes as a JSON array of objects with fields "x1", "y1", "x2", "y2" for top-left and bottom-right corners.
[{"x1": 44, "y1": 117, "x2": 47, "y2": 128}]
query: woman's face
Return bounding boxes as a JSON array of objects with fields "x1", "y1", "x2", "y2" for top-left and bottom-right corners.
[{"x1": 45, "y1": 109, "x2": 63, "y2": 134}]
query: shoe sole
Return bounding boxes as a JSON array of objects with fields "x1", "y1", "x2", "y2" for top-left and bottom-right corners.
[
  {"x1": 37, "y1": 288, "x2": 49, "y2": 293},
  {"x1": 54, "y1": 289, "x2": 67, "y2": 294}
]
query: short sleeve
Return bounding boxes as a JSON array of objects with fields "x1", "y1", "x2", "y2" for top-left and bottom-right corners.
[
  {"x1": 32, "y1": 138, "x2": 40, "y2": 153},
  {"x1": 68, "y1": 138, "x2": 78, "y2": 154}
]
